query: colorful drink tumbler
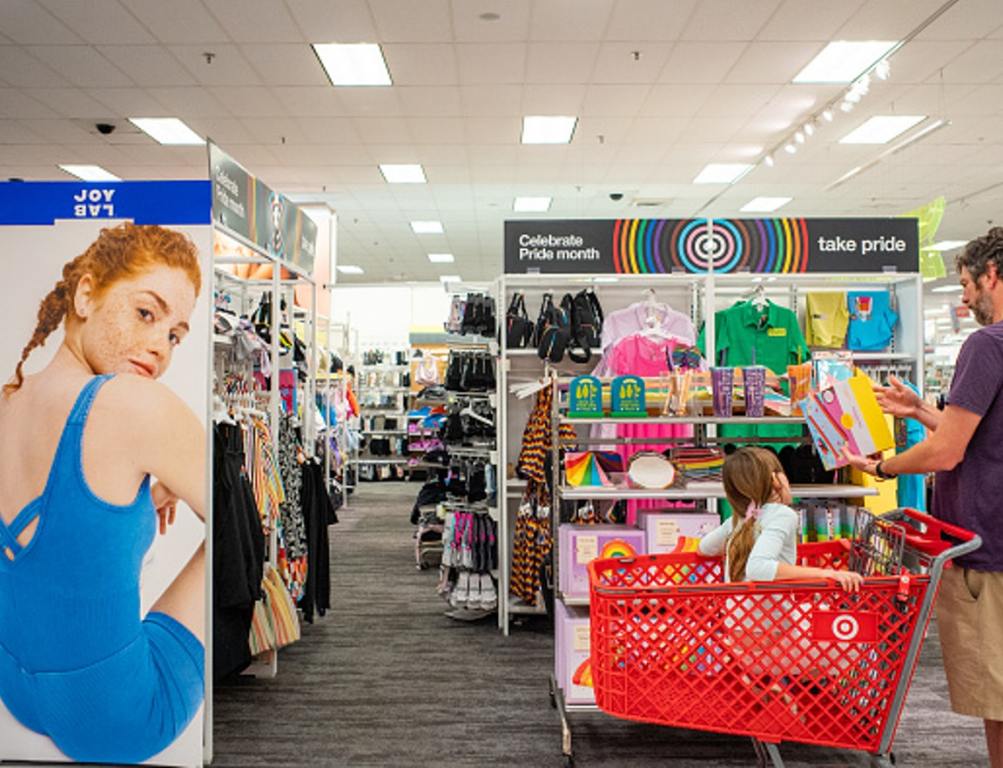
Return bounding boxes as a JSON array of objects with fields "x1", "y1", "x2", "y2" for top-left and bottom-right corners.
[
  {"x1": 743, "y1": 365, "x2": 767, "y2": 418},
  {"x1": 711, "y1": 367, "x2": 734, "y2": 417}
]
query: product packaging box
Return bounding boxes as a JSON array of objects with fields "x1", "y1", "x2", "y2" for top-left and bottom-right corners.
[
  {"x1": 554, "y1": 601, "x2": 594, "y2": 705},
  {"x1": 558, "y1": 524, "x2": 646, "y2": 598},
  {"x1": 634, "y1": 511, "x2": 720, "y2": 554},
  {"x1": 800, "y1": 373, "x2": 894, "y2": 470}
]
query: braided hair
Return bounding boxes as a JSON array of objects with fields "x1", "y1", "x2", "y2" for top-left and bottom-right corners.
[
  {"x1": 956, "y1": 226, "x2": 1003, "y2": 283},
  {"x1": 3, "y1": 222, "x2": 201, "y2": 397}
]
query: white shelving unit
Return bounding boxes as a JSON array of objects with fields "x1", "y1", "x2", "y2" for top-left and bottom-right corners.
[{"x1": 357, "y1": 350, "x2": 412, "y2": 482}]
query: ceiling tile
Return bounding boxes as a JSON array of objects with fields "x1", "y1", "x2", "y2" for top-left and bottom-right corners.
[
  {"x1": 887, "y1": 40, "x2": 973, "y2": 85},
  {"x1": 0, "y1": 0, "x2": 81, "y2": 44},
  {"x1": 273, "y1": 87, "x2": 346, "y2": 117},
  {"x1": 757, "y1": 0, "x2": 863, "y2": 41},
  {"x1": 836, "y1": 0, "x2": 947, "y2": 39},
  {"x1": 369, "y1": 0, "x2": 452, "y2": 43},
  {"x1": 212, "y1": 86, "x2": 288, "y2": 117},
  {"x1": 97, "y1": 45, "x2": 196, "y2": 87},
  {"x1": 459, "y1": 84, "x2": 522, "y2": 116},
  {"x1": 573, "y1": 116, "x2": 632, "y2": 144},
  {"x1": 592, "y1": 42, "x2": 670, "y2": 83},
  {"x1": 941, "y1": 84, "x2": 1003, "y2": 118},
  {"x1": 457, "y1": 44, "x2": 527, "y2": 85},
  {"x1": 683, "y1": 0, "x2": 781, "y2": 41},
  {"x1": 169, "y1": 45, "x2": 262, "y2": 86},
  {"x1": 522, "y1": 83, "x2": 585, "y2": 114},
  {"x1": 352, "y1": 117, "x2": 411, "y2": 144},
  {"x1": 0, "y1": 120, "x2": 48, "y2": 143},
  {"x1": 0, "y1": 143, "x2": 67, "y2": 164},
  {"x1": 126, "y1": 0, "x2": 228, "y2": 43},
  {"x1": 639, "y1": 84, "x2": 713, "y2": 117},
  {"x1": 285, "y1": 0, "x2": 376, "y2": 42},
  {"x1": 240, "y1": 116, "x2": 308, "y2": 145},
  {"x1": 452, "y1": 0, "x2": 531, "y2": 42},
  {"x1": 205, "y1": 0, "x2": 303, "y2": 43},
  {"x1": 624, "y1": 117, "x2": 688, "y2": 144},
  {"x1": 398, "y1": 86, "x2": 462, "y2": 117},
  {"x1": 696, "y1": 84, "x2": 782, "y2": 118},
  {"x1": 148, "y1": 86, "x2": 233, "y2": 117},
  {"x1": 677, "y1": 118, "x2": 739, "y2": 143},
  {"x1": 724, "y1": 42, "x2": 822, "y2": 84},
  {"x1": 296, "y1": 117, "x2": 362, "y2": 144},
  {"x1": 937, "y1": 41, "x2": 1003, "y2": 83},
  {"x1": 27, "y1": 46, "x2": 132, "y2": 88},
  {"x1": 337, "y1": 89, "x2": 403, "y2": 117},
  {"x1": 42, "y1": 0, "x2": 155, "y2": 44},
  {"x1": 240, "y1": 44, "x2": 329, "y2": 87},
  {"x1": 0, "y1": 88, "x2": 59, "y2": 118},
  {"x1": 28, "y1": 88, "x2": 116, "y2": 118},
  {"x1": 526, "y1": 42, "x2": 598, "y2": 84},
  {"x1": 659, "y1": 42, "x2": 746, "y2": 83},
  {"x1": 407, "y1": 117, "x2": 465, "y2": 144},
  {"x1": 581, "y1": 84, "x2": 650, "y2": 116},
  {"x1": 382, "y1": 44, "x2": 459, "y2": 85},
  {"x1": 414, "y1": 144, "x2": 468, "y2": 164},
  {"x1": 467, "y1": 145, "x2": 518, "y2": 165},
  {"x1": 18, "y1": 117, "x2": 96, "y2": 144},
  {"x1": 88, "y1": 87, "x2": 173, "y2": 116},
  {"x1": 605, "y1": 0, "x2": 697, "y2": 41},
  {"x1": 530, "y1": 0, "x2": 613, "y2": 41},
  {"x1": 463, "y1": 117, "x2": 521, "y2": 144},
  {"x1": 185, "y1": 116, "x2": 256, "y2": 144}
]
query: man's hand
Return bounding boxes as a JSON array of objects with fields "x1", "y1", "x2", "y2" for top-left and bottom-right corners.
[
  {"x1": 874, "y1": 375, "x2": 922, "y2": 419},
  {"x1": 152, "y1": 481, "x2": 178, "y2": 536},
  {"x1": 840, "y1": 444, "x2": 881, "y2": 476}
]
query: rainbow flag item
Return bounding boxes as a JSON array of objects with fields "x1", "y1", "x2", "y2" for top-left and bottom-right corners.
[{"x1": 564, "y1": 451, "x2": 613, "y2": 487}]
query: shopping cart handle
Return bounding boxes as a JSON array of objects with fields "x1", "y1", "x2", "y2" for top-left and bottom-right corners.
[{"x1": 889, "y1": 508, "x2": 982, "y2": 559}]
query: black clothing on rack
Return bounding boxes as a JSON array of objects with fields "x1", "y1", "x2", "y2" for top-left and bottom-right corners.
[
  {"x1": 212, "y1": 422, "x2": 266, "y2": 682},
  {"x1": 298, "y1": 460, "x2": 338, "y2": 624}
]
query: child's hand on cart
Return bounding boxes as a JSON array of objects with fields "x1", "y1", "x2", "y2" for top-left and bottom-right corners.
[{"x1": 824, "y1": 568, "x2": 864, "y2": 593}]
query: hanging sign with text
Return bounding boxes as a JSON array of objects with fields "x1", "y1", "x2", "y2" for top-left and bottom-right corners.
[{"x1": 504, "y1": 218, "x2": 918, "y2": 275}]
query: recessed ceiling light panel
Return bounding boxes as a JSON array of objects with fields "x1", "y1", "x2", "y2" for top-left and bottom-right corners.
[
  {"x1": 521, "y1": 116, "x2": 577, "y2": 144},
  {"x1": 129, "y1": 117, "x2": 204, "y2": 145},
  {"x1": 58, "y1": 164, "x2": 121, "y2": 182},
  {"x1": 839, "y1": 115, "x2": 925, "y2": 144},
  {"x1": 411, "y1": 220, "x2": 444, "y2": 234},
  {"x1": 379, "y1": 164, "x2": 426, "y2": 183},
  {"x1": 793, "y1": 41, "x2": 898, "y2": 84},
  {"x1": 513, "y1": 196, "x2": 552, "y2": 212},
  {"x1": 740, "y1": 196, "x2": 792, "y2": 213},
  {"x1": 312, "y1": 43, "x2": 392, "y2": 86},
  {"x1": 693, "y1": 163, "x2": 753, "y2": 184}
]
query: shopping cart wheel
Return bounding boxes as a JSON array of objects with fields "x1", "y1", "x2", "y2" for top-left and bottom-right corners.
[
  {"x1": 562, "y1": 755, "x2": 574, "y2": 768},
  {"x1": 868, "y1": 752, "x2": 895, "y2": 768}
]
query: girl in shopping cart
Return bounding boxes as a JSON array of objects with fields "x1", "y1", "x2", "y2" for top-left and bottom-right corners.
[{"x1": 699, "y1": 447, "x2": 863, "y2": 592}]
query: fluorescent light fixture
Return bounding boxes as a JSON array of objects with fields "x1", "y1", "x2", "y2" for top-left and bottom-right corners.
[
  {"x1": 793, "y1": 41, "x2": 899, "y2": 84},
  {"x1": 740, "y1": 196, "x2": 792, "y2": 213},
  {"x1": 513, "y1": 196, "x2": 552, "y2": 212},
  {"x1": 521, "y1": 115, "x2": 577, "y2": 144},
  {"x1": 439, "y1": 274, "x2": 461, "y2": 283},
  {"x1": 411, "y1": 220, "x2": 443, "y2": 234},
  {"x1": 379, "y1": 164, "x2": 426, "y2": 183},
  {"x1": 931, "y1": 284, "x2": 963, "y2": 293},
  {"x1": 337, "y1": 265, "x2": 364, "y2": 275},
  {"x1": 128, "y1": 117, "x2": 204, "y2": 146},
  {"x1": 929, "y1": 240, "x2": 967, "y2": 252},
  {"x1": 822, "y1": 110, "x2": 834, "y2": 122},
  {"x1": 693, "y1": 163, "x2": 752, "y2": 184},
  {"x1": 312, "y1": 43, "x2": 392, "y2": 86},
  {"x1": 58, "y1": 164, "x2": 120, "y2": 182},
  {"x1": 840, "y1": 115, "x2": 925, "y2": 144},
  {"x1": 428, "y1": 253, "x2": 454, "y2": 263}
]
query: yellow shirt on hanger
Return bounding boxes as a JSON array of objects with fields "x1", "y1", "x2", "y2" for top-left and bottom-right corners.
[{"x1": 805, "y1": 292, "x2": 850, "y2": 348}]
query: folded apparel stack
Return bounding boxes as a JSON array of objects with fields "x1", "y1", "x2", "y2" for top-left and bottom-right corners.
[{"x1": 672, "y1": 447, "x2": 725, "y2": 482}]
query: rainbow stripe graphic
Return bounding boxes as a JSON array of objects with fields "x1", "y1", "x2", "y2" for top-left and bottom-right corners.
[{"x1": 612, "y1": 218, "x2": 810, "y2": 274}]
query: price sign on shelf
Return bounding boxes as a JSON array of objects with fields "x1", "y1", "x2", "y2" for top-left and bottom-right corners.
[
  {"x1": 569, "y1": 375, "x2": 603, "y2": 418},
  {"x1": 611, "y1": 375, "x2": 646, "y2": 417}
]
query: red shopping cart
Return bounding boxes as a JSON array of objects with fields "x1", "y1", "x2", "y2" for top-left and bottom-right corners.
[{"x1": 587, "y1": 508, "x2": 981, "y2": 768}]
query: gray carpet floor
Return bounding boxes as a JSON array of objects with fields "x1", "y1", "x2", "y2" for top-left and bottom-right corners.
[{"x1": 212, "y1": 483, "x2": 988, "y2": 767}]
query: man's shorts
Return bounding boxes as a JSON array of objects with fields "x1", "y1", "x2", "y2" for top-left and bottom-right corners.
[{"x1": 936, "y1": 567, "x2": 1003, "y2": 721}]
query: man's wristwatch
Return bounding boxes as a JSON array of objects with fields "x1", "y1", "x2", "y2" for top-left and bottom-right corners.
[{"x1": 874, "y1": 460, "x2": 897, "y2": 480}]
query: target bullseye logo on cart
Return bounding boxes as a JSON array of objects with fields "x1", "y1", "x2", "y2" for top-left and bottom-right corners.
[
  {"x1": 811, "y1": 610, "x2": 878, "y2": 642},
  {"x1": 831, "y1": 614, "x2": 860, "y2": 641}
]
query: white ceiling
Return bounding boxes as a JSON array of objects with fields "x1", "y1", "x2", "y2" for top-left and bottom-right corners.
[{"x1": 1, "y1": 0, "x2": 1002, "y2": 287}]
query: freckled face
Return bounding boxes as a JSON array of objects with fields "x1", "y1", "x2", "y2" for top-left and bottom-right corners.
[{"x1": 76, "y1": 266, "x2": 197, "y2": 379}]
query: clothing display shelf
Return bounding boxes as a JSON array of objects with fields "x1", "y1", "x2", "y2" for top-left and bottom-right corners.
[
  {"x1": 212, "y1": 241, "x2": 322, "y2": 686},
  {"x1": 497, "y1": 270, "x2": 924, "y2": 637},
  {"x1": 358, "y1": 347, "x2": 413, "y2": 482}
]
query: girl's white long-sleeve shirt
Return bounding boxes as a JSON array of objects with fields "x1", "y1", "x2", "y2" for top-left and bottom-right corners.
[{"x1": 698, "y1": 502, "x2": 799, "y2": 581}]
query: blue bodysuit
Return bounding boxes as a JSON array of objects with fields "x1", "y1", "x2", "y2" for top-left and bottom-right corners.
[{"x1": 0, "y1": 375, "x2": 204, "y2": 763}]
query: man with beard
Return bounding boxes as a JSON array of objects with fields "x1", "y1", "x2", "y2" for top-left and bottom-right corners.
[{"x1": 842, "y1": 227, "x2": 1003, "y2": 768}]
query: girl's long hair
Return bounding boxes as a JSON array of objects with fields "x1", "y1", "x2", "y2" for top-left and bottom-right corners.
[{"x1": 721, "y1": 447, "x2": 785, "y2": 582}]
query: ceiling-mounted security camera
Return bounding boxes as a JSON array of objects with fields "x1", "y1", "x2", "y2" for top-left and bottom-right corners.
[
  {"x1": 95, "y1": 122, "x2": 116, "y2": 135},
  {"x1": 609, "y1": 192, "x2": 624, "y2": 201}
]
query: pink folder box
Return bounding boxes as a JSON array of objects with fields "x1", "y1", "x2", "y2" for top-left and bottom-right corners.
[
  {"x1": 635, "y1": 511, "x2": 721, "y2": 554},
  {"x1": 554, "y1": 601, "x2": 594, "y2": 705}
]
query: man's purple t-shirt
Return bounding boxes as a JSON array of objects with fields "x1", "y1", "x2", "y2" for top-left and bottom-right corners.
[{"x1": 933, "y1": 322, "x2": 1003, "y2": 570}]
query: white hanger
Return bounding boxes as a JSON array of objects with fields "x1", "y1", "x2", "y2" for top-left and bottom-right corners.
[
  {"x1": 459, "y1": 403, "x2": 494, "y2": 425},
  {"x1": 748, "y1": 284, "x2": 768, "y2": 311}
]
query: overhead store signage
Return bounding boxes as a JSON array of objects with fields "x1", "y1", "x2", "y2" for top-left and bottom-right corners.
[
  {"x1": 0, "y1": 180, "x2": 210, "y2": 225},
  {"x1": 504, "y1": 218, "x2": 918, "y2": 275},
  {"x1": 209, "y1": 142, "x2": 317, "y2": 273}
]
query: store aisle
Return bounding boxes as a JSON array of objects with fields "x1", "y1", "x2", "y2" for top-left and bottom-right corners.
[{"x1": 212, "y1": 484, "x2": 984, "y2": 768}]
